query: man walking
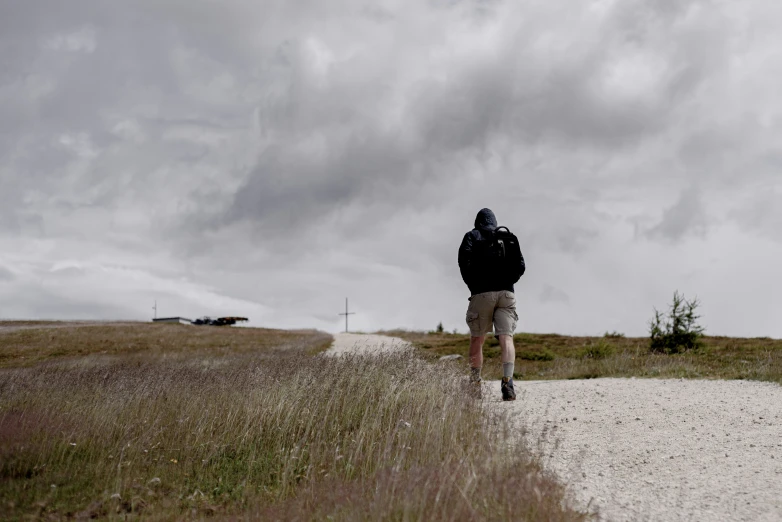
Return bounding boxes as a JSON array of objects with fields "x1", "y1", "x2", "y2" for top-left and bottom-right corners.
[{"x1": 458, "y1": 208, "x2": 526, "y2": 401}]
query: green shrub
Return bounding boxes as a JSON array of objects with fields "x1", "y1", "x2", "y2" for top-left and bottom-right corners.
[
  {"x1": 603, "y1": 331, "x2": 625, "y2": 338},
  {"x1": 485, "y1": 347, "x2": 501, "y2": 359},
  {"x1": 649, "y1": 291, "x2": 705, "y2": 354},
  {"x1": 518, "y1": 349, "x2": 555, "y2": 361},
  {"x1": 579, "y1": 341, "x2": 614, "y2": 360}
]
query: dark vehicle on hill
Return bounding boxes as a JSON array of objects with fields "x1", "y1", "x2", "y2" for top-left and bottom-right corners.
[{"x1": 192, "y1": 316, "x2": 248, "y2": 326}]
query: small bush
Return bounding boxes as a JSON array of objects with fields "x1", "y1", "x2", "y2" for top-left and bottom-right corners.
[
  {"x1": 436, "y1": 322, "x2": 444, "y2": 333},
  {"x1": 603, "y1": 331, "x2": 625, "y2": 338},
  {"x1": 518, "y1": 349, "x2": 556, "y2": 361},
  {"x1": 485, "y1": 347, "x2": 501, "y2": 359},
  {"x1": 579, "y1": 341, "x2": 614, "y2": 360},
  {"x1": 649, "y1": 291, "x2": 705, "y2": 354}
]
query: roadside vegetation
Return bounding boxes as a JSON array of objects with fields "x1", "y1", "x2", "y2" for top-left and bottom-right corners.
[
  {"x1": 0, "y1": 323, "x2": 586, "y2": 521},
  {"x1": 649, "y1": 291, "x2": 705, "y2": 354},
  {"x1": 0, "y1": 323, "x2": 331, "y2": 368},
  {"x1": 385, "y1": 330, "x2": 782, "y2": 383},
  {"x1": 391, "y1": 292, "x2": 779, "y2": 383}
]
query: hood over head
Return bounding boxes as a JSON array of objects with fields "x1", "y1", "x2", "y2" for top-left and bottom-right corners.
[{"x1": 474, "y1": 208, "x2": 497, "y2": 232}]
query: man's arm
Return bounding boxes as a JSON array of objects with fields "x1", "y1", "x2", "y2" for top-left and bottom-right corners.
[
  {"x1": 458, "y1": 233, "x2": 475, "y2": 289},
  {"x1": 506, "y1": 242, "x2": 525, "y2": 285},
  {"x1": 517, "y1": 248, "x2": 526, "y2": 280}
]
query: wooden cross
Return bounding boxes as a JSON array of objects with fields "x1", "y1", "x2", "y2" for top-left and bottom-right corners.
[{"x1": 338, "y1": 298, "x2": 356, "y2": 333}]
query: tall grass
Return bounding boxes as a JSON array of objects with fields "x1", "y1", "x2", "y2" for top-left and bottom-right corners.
[{"x1": 0, "y1": 326, "x2": 585, "y2": 520}]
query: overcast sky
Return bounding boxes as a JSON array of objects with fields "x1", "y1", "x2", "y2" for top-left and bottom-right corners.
[{"x1": 1, "y1": 0, "x2": 781, "y2": 337}]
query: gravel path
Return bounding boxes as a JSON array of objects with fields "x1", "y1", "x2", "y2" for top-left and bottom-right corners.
[
  {"x1": 325, "y1": 332, "x2": 412, "y2": 356},
  {"x1": 488, "y1": 378, "x2": 782, "y2": 522}
]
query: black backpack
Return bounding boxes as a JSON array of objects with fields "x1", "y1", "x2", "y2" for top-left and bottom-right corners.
[{"x1": 477, "y1": 226, "x2": 524, "y2": 286}]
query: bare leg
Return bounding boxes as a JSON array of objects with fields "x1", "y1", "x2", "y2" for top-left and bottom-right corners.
[
  {"x1": 498, "y1": 334, "x2": 515, "y2": 364},
  {"x1": 498, "y1": 334, "x2": 517, "y2": 399},
  {"x1": 469, "y1": 335, "x2": 485, "y2": 371}
]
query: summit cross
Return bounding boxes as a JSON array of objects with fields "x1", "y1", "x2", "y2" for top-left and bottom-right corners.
[{"x1": 338, "y1": 298, "x2": 356, "y2": 333}]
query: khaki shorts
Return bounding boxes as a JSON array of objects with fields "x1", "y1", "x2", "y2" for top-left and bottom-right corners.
[{"x1": 465, "y1": 291, "x2": 518, "y2": 337}]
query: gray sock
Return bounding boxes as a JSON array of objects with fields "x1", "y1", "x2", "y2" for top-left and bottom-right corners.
[
  {"x1": 470, "y1": 367, "x2": 482, "y2": 383},
  {"x1": 502, "y1": 362, "x2": 514, "y2": 380}
]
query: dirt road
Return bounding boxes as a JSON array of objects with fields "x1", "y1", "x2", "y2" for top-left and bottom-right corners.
[{"x1": 325, "y1": 332, "x2": 412, "y2": 356}]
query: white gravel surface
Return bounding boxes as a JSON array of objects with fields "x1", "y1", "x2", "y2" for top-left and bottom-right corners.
[
  {"x1": 488, "y1": 377, "x2": 782, "y2": 522},
  {"x1": 325, "y1": 332, "x2": 412, "y2": 356}
]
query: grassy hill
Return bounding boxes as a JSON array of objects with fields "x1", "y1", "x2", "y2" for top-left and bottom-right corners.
[
  {"x1": 0, "y1": 322, "x2": 585, "y2": 521},
  {"x1": 382, "y1": 330, "x2": 782, "y2": 383},
  {"x1": 0, "y1": 322, "x2": 330, "y2": 368}
]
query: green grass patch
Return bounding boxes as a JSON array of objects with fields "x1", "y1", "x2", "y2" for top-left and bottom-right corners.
[
  {"x1": 0, "y1": 323, "x2": 332, "y2": 368},
  {"x1": 518, "y1": 349, "x2": 556, "y2": 361},
  {"x1": 382, "y1": 330, "x2": 782, "y2": 383}
]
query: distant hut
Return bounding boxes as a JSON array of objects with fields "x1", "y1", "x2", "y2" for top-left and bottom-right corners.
[{"x1": 152, "y1": 317, "x2": 192, "y2": 325}]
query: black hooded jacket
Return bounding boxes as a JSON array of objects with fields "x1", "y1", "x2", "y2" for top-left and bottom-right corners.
[{"x1": 458, "y1": 208, "x2": 525, "y2": 295}]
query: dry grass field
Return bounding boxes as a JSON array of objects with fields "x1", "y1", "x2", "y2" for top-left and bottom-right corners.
[
  {"x1": 0, "y1": 322, "x2": 586, "y2": 521},
  {"x1": 0, "y1": 323, "x2": 329, "y2": 368},
  {"x1": 383, "y1": 330, "x2": 782, "y2": 383}
]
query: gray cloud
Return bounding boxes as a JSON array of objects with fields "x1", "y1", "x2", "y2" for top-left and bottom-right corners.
[
  {"x1": 729, "y1": 189, "x2": 782, "y2": 243},
  {"x1": 646, "y1": 187, "x2": 706, "y2": 243},
  {"x1": 0, "y1": 266, "x2": 14, "y2": 282},
  {"x1": 19, "y1": 293, "x2": 135, "y2": 321},
  {"x1": 2, "y1": 0, "x2": 782, "y2": 337},
  {"x1": 129, "y1": 0, "x2": 728, "y2": 249},
  {"x1": 539, "y1": 284, "x2": 570, "y2": 305}
]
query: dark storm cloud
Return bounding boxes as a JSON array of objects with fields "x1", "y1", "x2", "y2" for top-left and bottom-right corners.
[
  {"x1": 226, "y1": 131, "x2": 410, "y2": 229},
  {"x1": 171, "y1": 0, "x2": 726, "y2": 241},
  {"x1": 0, "y1": 0, "x2": 742, "y2": 247},
  {"x1": 0, "y1": 0, "x2": 257, "y2": 233},
  {"x1": 3, "y1": 0, "x2": 782, "y2": 337}
]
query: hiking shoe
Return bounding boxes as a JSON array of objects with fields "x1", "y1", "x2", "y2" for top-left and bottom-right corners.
[{"x1": 501, "y1": 377, "x2": 516, "y2": 401}]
